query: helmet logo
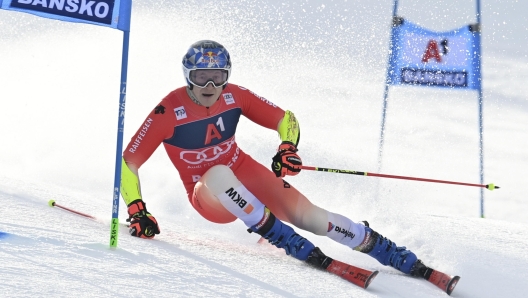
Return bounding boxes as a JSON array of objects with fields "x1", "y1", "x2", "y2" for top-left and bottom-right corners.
[{"x1": 202, "y1": 51, "x2": 219, "y2": 65}]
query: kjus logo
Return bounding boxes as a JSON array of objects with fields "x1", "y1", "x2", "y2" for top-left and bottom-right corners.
[
  {"x1": 11, "y1": 0, "x2": 115, "y2": 25},
  {"x1": 180, "y1": 139, "x2": 235, "y2": 165}
]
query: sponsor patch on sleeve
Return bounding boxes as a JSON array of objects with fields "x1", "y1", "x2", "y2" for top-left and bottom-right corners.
[
  {"x1": 223, "y1": 93, "x2": 235, "y2": 105},
  {"x1": 174, "y1": 106, "x2": 187, "y2": 120}
]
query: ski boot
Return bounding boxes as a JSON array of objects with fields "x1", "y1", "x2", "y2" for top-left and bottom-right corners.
[
  {"x1": 248, "y1": 208, "x2": 315, "y2": 261},
  {"x1": 306, "y1": 247, "x2": 333, "y2": 269},
  {"x1": 355, "y1": 221, "x2": 418, "y2": 274},
  {"x1": 410, "y1": 259, "x2": 429, "y2": 277}
]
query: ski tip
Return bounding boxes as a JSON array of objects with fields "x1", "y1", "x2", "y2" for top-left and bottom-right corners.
[
  {"x1": 446, "y1": 275, "x2": 460, "y2": 295},
  {"x1": 364, "y1": 270, "x2": 379, "y2": 289},
  {"x1": 48, "y1": 199, "x2": 56, "y2": 207}
]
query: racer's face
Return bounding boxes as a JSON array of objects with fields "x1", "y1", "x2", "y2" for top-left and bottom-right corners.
[{"x1": 191, "y1": 81, "x2": 223, "y2": 107}]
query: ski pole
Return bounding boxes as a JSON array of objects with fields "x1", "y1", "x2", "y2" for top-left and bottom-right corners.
[
  {"x1": 48, "y1": 200, "x2": 130, "y2": 228},
  {"x1": 48, "y1": 200, "x2": 97, "y2": 220},
  {"x1": 301, "y1": 166, "x2": 499, "y2": 190}
]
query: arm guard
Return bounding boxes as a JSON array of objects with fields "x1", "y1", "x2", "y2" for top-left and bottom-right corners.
[
  {"x1": 277, "y1": 110, "x2": 300, "y2": 147},
  {"x1": 120, "y1": 158, "x2": 142, "y2": 206}
]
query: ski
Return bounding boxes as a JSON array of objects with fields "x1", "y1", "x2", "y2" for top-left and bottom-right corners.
[
  {"x1": 259, "y1": 236, "x2": 461, "y2": 294},
  {"x1": 258, "y1": 238, "x2": 378, "y2": 289},
  {"x1": 322, "y1": 256, "x2": 379, "y2": 289},
  {"x1": 412, "y1": 260, "x2": 460, "y2": 295},
  {"x1": 258, "y1": 237, "x2": 378, "y2": 290},
  {"x1": 305, "y1": 246, "x2": 378, "y2": 289},
  {"x1": 422, "y1": 267, "x2": 460, "y2": 295}
]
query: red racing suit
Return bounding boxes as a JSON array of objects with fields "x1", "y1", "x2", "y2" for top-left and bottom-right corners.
[{"x1": 123, "y1": 84, "x2": 317, "y2": 225}]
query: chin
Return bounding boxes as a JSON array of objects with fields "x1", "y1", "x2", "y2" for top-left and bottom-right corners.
[
  {"x1": 202, "y1": 95, "x2": 219, "y2": 104},
  {"x1": 201, "y1": 99, "x2": 216, "y2": 107}
]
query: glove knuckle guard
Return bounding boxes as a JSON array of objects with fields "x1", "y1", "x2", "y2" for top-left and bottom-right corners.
[
  {"x1": 271, "y1": 142, "x2": 302, "y2": 177},
  {"x1": 127, "y1": 199, "x2": 160, "y2": 239}
]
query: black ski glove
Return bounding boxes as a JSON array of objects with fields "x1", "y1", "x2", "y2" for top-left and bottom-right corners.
[
  {"x1": 126, "y1": 199, "x2": 160, "y2": 239},
  {"x1": 271, "y1": 142, "x2": 302, "y2": 178}
]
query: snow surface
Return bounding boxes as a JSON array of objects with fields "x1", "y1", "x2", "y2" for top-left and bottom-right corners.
[{"x1": 1, "y1": 1, "x2": 527, "y2": 297}]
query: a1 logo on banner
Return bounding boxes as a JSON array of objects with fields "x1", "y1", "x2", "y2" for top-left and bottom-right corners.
[
  {"x1": 422, "y1": 39, "x2": 448, "y2": 63},
  {"x1": 403, "y1": 35, "x2": 469, "y2": 68}
]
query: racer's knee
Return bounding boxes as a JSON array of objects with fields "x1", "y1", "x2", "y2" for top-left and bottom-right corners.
[
  {"x1": 203, "y1": 165, "x2": 266, "y2": 227},
  {"x1": 192, "y1": 170, "x2": 237, "y2": 224},
  {"x1": 202, "y1": 165, "x2": 243, "y2": 194}
]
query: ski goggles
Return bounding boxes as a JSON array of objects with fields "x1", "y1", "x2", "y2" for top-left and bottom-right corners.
[{"x1": 187, "y1": 69, "x2": 230, "y2": 88}]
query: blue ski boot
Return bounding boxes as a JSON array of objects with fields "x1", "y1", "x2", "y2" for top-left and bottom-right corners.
[
  {"x1": 248, "y1": 208, "x2": 315, "y2": 261},
  {"x1": 355, "y1": 222, "x2": 418, "y2": 275}
]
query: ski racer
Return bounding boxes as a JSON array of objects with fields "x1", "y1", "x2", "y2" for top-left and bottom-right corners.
[{"x1": 120, "y1": 40, "x2": 428, "y2": 276}]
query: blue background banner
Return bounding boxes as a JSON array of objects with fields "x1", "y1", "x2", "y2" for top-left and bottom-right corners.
[
  {"x1": 0, "y1": 0, "x2": 131, "y2": 31},
  {"x1": 387, "y1": 18, "x2": 481, "y2": 89}
]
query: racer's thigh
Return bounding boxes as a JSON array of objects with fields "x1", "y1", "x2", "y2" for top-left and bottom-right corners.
[{"x1": 235, "y1": 155, "x2": 327, "y2": 234}]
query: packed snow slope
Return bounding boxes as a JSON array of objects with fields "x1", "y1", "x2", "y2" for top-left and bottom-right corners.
[{"x1": 1, "y1": 1, "x2": 527, "y2": 297}]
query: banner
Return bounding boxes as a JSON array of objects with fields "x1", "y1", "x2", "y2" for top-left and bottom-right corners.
[
  {"x1": 1, "y1": 0, "x2": 132, "y2": 247},
  {"x1": 387, "y1": 18, "x2": 480, "y2": 90},
  {"x1": 0, "y1": 0, "x2": 131, "y2": 31}
]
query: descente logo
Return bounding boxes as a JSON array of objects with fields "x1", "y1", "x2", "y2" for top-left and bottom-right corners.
[{"x1": 11, "y1": 0, "x2": 114, "y2": 25}]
